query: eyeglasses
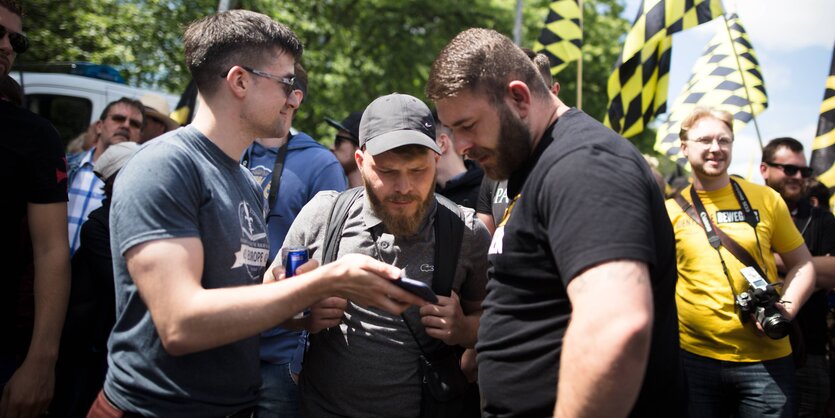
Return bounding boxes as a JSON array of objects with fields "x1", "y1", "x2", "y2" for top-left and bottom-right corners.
[
  {"x1": 108, "y1": 114, "x2": 143, "y2": 130},
  {"x1": 222, "y1": 66, "x2": 295, "y2": 96},
  {"x1": 689, "y1": 136, "x2": 733, "y2": 148},
  {"x1": 765, "y1": 162, "x2": 813, "y2": 178},
  {"x1": 0, "y1": 23, "x2": 29, "y2": 54}
]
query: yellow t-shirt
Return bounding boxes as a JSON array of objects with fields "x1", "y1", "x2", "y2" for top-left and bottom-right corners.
[{"x1": 666, "y1": 180, "x2": 805, "y2": 362}]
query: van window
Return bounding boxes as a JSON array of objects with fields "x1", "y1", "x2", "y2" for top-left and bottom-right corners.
[{"x1": 25, "y1": 94, "x2": 93, "y2": 147}]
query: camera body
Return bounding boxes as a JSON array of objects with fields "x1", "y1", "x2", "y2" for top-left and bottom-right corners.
[{"x1": 735, "y1": 267, "x2": 791, "y2": 340}]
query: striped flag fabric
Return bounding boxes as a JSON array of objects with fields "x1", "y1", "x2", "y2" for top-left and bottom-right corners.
[
  {"x1": 654, "y1": 14, "x2": 767, "y2": 166},
  {"x1": 810, "y1": 43, "x2": 835, "y2": 209},
  {"x1": 533, "y1": 0, "x2": 582, "y2": 75},
  {"x1": 604, "y1": 0, "x2": 724, "y2": 138},
  {"x1": 170, "y1": 79, "x2": 198, "y2": 126}
]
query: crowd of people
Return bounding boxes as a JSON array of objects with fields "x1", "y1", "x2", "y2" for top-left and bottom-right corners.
[{"x1": 3, "y1": 2, "x2": 835, "y2": 418}]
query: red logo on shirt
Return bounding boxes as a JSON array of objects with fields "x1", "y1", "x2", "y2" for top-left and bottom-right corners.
[{"x1": 57, "y1": 156, "x2": 68, "y2": 186}]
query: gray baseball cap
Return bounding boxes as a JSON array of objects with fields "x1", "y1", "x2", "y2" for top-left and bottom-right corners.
[{"x1": 359, "y1": 93, "x2": 441, "y2": 156}]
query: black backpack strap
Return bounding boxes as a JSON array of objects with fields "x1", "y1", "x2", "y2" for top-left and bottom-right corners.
[
  {"x1": 432, "y1": 194, "x2": 466, "y2": 297},
  {"x1": 321, "y1": 187, "x2": 364, "y2": 264}
]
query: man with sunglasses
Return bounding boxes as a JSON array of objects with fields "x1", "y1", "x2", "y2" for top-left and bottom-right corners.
[
  {"x1": 761, "y1": 137, "x2": 835, "y2": 418},
  {"x1": 66, "y1": 97, "x2": 145, "y2": 256},
  {"x1": 326, "y1": 111, "x2": 364, "y2": 188},
  {"x1": 90, "y1": 10, "x2": 425, "y2": 418},
  {"x1": 1, "y1": 1, "x2": 70, "y2": 417},
  {"x1": 668, "y1": 108, "x2": 816, "y2": 417}
]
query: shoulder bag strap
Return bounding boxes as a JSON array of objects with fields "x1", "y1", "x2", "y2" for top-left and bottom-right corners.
[{"x1": 321, "y1": 187, "x2": 363, "y2": 264}]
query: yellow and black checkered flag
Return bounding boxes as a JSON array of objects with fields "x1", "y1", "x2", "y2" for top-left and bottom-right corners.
[
  {"x1": 170, "y1": 79, "x2": 198, "y2": 126},
  {"x1": 810, "y1": 43, "x2": 835, "y2": 210},
  {"x1": 604, "y1": 0, "x2": 724, "y2": 138},
  {"x1": 533, "y1": 0, "x2": 582, "y2": 75},
  {"x1": 655, "y1": 14, "x2": 767, "y2": 167}
]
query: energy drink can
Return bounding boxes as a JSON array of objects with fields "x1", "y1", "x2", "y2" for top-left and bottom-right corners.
[
  {"x1": 282, "y1": 247, "x2": 310, "y2": 318},
  {"x1": 284, "y1": 247, "x2": 309, "y2": 278}
]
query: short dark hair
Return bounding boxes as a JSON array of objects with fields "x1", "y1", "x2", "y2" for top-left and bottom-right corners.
[
  {"x1": 184, "y1": 10, "x2": 303, "y2": 97},
  {"x1": 99, "y1": 97, "x2": 146, "y2": 126},
  {"x1": 762, "y1": 137, "x2": 804, "y2": 163},
  {"x1": 426, "y1": 28, "x2": 550, "y2": 105},
  {"x1": 520, "y1": 47, "x2": 553, "y2": 86},
  {"x1": 806, "y1": 178, "x2": 831, "y2": 211},
  {"x1": 0, "y1": 0, "x2": 23, "y2": 17},
  {"x1": 294, "y1": 61, "x2": 308, "y2": 102}
]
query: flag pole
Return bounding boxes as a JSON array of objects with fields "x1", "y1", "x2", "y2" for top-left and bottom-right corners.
[
  {"x1": 514, "y1": 0, "x2": 524, "y2": 45},
  {"x1": 576, "y1": 0, "x2": 583, "y2": 110},
  {"x1": 722, "y1": 13, "x2": 763, "y2": 151}
]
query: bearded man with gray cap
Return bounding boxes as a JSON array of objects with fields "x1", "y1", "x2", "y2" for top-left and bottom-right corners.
[{"x1": 273, "y1": 92, "x2": 491, "y2": 417}]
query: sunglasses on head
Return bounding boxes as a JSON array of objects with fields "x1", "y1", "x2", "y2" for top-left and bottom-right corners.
[
  {"x1": 0, "y1": 23, "x2": 29, "y2": 54},
  {"x1": 765, "y1": 162, "x2": 813, "y2": 178}
]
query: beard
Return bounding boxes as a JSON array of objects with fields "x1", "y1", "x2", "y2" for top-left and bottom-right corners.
[
  {"x1": 471, "y1": 104, "x2": 534, "y2": 180},
  {"x1": 766, "y1": 177, "x2": 805, "y2": 204},
  {"x1": 363, "y1": 176, "x2": 435, "y2": 237}
]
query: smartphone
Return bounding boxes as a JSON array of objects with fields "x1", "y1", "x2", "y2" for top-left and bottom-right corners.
[{"x1": 393, "y1": 274, "x2": 438, "y2": 304}]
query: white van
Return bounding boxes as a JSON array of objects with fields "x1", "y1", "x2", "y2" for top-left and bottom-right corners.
[{"x1": 9, "y1": 64, "x2": 179, "y2": 146}]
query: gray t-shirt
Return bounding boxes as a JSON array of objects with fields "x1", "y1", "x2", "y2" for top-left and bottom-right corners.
[
  {"x1": 285, "y1": 189, "x2": 490, "y2": 418},
  {"x1": 104, "y1": 126, "x2": 269, "y2": 417}
]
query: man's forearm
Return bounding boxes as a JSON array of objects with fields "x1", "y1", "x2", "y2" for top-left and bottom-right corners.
[
  {"x1": 29, "y1": 244, "x2": 70, "y2": 364},
  {"x1": 812, "y1": 256, "x2": 835, "y2": 288},
  {"x1": 780, "y1": 258, "x2": 816, "y2": 320}
]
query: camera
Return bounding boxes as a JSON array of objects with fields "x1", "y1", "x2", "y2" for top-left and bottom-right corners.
[{"x1": 735, "y1": 267, "x2": 791, "y2": 340}]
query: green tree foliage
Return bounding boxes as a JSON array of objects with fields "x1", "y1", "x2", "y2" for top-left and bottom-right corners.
[
  {"x1": 22, "y1": 0, "x2": 658, "y2": 153},
  {"x1": 21, "y1": 0, "x2": 216, "y2": 91}
]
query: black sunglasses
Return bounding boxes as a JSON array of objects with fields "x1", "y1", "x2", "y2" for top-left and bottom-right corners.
[
  {"x1": 765, "y1": 162, "x2": 813, "y2": 178},
  {"x1": 0, "y1": 23, "x2": 29, "y2": 54}
]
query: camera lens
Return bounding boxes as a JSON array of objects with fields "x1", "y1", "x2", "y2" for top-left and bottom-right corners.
[{"x1": 762, "y1": 315, "x2": 791, "y2": 340}]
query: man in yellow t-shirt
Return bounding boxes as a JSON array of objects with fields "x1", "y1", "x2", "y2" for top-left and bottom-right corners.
[{"x1": 667, "y1": 107, "x2": 816, "y2": 417}]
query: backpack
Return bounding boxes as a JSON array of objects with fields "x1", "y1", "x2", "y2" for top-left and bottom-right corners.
[{"x1": 319, "y1": 187, "x2": 470, "y2": 417}]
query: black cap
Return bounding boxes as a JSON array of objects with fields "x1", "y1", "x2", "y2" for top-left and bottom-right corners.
[
  {"x1": 359, "y1": 93, "x2": 440, "y2": 156},
  {"x1": 325, "y1": 111, "x2": 363, "y2": 144}
]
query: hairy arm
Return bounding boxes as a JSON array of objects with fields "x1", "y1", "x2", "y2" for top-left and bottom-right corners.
[
  {"x1": 128, "y1": 238, "x2": 425, "y2": 356},
  {"x1": 777, "y1": 245, "x2": 816, "y2": 320},
  {"x1": 555, "y1": 260, "x2": 653, "y2": 418},
  {"x1": 1, "y1": 202, "x2": 71, "y2": 417}
]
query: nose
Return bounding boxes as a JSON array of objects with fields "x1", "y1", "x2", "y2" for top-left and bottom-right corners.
[
  {"x1": 393, "y1": 173, "x2": 412, "y2": 195},
  {"x1": 0, "y1": 32, "x2": 12, "y2": 54},
  {"x1": 286, "y1": 90, "x2": 301, "y2": 111},
  {"x1": 452, "y1": 132, "x2": 474, "y2": 157},
  {"x1": 707, "y1": 139, "x2": 722, "y2": 152}
]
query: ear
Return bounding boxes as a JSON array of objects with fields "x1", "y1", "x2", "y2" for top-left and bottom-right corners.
[
  {"x1": 94, "y1": 119, "x2": 104, "y2": 137},
  {"x1": 223, "y1": 66, "x2": 249, "y2": 99},
  {"x1": 759, "y1": 162, "x2": 769, "y2": 179},
  {"x1": 551, "y1": 82, "x2": 561, "y2": 96},
  {"x1": 354, "y1": 147, "x2": 365, "y2": 170},
  {"x1": 437, "y1": 134, "x2": 449, "y2": 154},
  {"x1": 507, "y1": 80, "x2": 532, "y2": 119}
]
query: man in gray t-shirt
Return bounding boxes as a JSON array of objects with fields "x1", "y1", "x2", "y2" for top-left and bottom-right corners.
[
  {"x1": 94, "y1": 12, "x2": 426, "y2": 418},
  {"x1": 274, "y1": 93, "x2": 490, "y2": 417}
]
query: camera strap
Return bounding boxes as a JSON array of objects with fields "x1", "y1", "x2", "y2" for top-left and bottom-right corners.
[{"x1": 675, "y1": 184, "x2": 769, "y2": 301}]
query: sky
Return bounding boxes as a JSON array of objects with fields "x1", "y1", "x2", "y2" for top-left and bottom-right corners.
[{"x1": 621, "y1": 0, "x2": 835, "y2": 182}]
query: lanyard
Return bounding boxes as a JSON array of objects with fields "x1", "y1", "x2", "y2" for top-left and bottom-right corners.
[
  {"x1": 688, "y1": 180, "x2": 769, "y2": 295},
  {"x1": 242, "y1": 138, "x2": 290, "y2": 210}
]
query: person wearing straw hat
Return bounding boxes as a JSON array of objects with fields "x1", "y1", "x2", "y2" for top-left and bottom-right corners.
[{"x1": 139, "y1": 93, "x2": 180, "y2": 143}]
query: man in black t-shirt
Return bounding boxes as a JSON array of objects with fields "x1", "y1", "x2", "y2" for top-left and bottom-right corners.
[
  {"x1": 0, "y1": 1, "x2": 71, "y2": 416},
  {"x1": 427, "y1": 28, "x2": 682, "y2": 417}
]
